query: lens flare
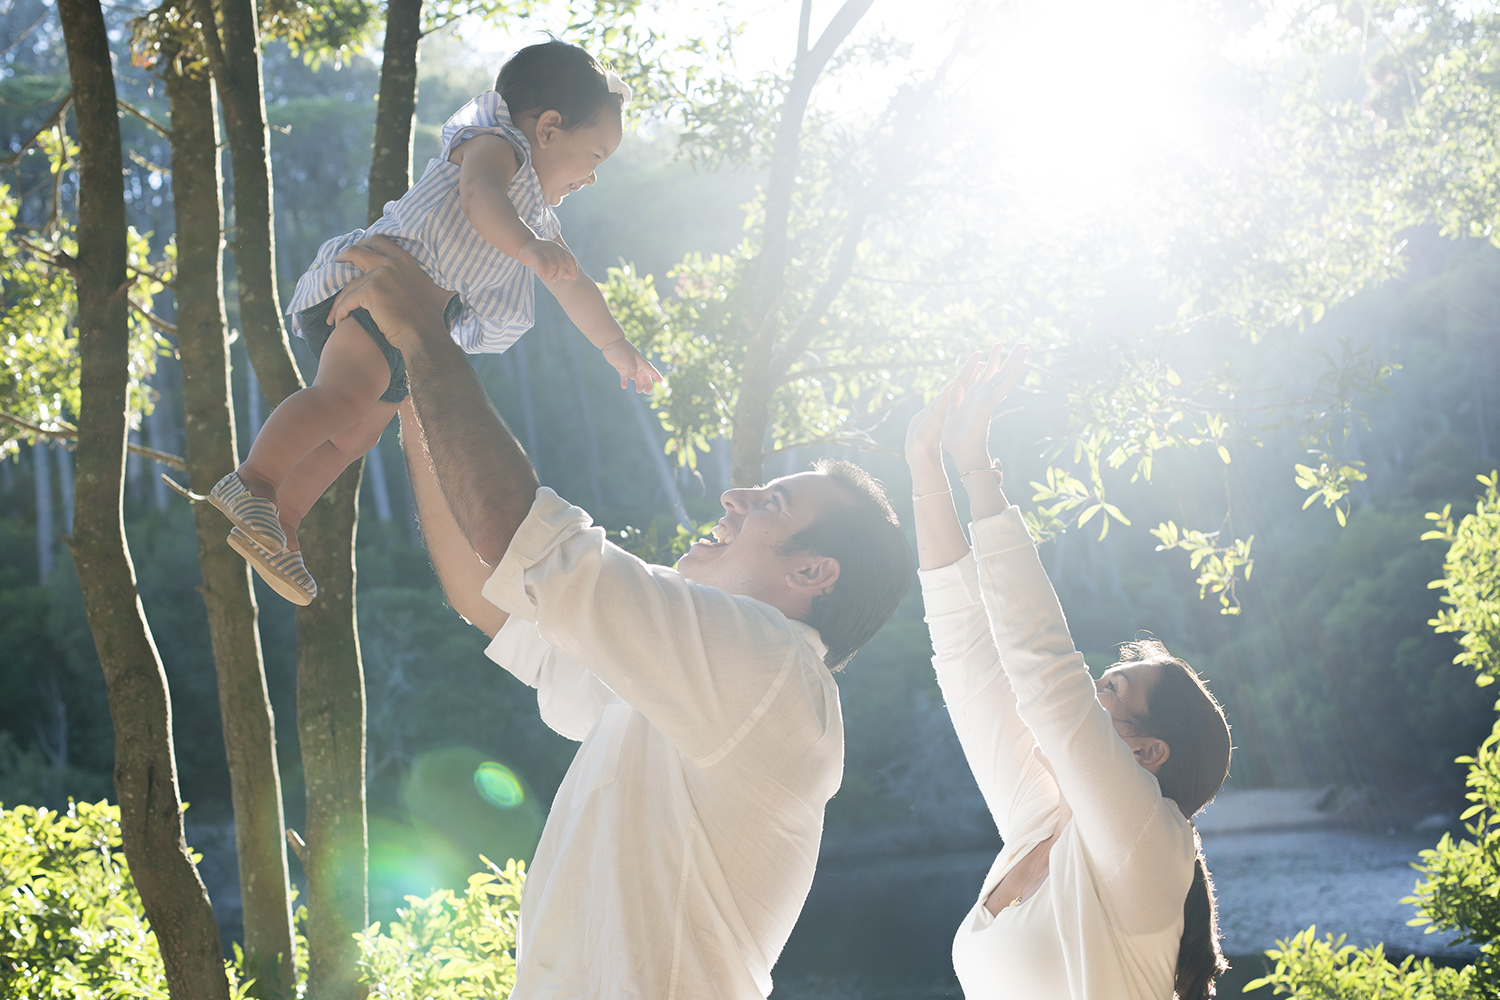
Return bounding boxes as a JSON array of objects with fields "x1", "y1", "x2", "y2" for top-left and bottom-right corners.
[{"x1": 474, "y1": 761, "x2": 525, "y2": 809}]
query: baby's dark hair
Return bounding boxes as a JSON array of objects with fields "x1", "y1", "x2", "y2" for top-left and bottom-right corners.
[{"x1": 495, "y1": 40, "x2": 623, "y2": 131}]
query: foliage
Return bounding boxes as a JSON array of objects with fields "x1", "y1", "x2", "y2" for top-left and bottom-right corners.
[
  {"x1": 356, "y1": 857, "x2": 525, "y2": 1000},
  {"x1": 0, "y1": 800, "x2": 185, "y2": 1000},
  {"x1": 1245, "y1": 473, "x2": 1500, "y2": 997},
  {"x1": 1246, "y1": 926, "x2": 1479, "y2": 998},
  {"x1": 1423, "y1": 473, "x2": 1500, "y2": 686},
  {"x1": 0, "y1": 118, "x2": 172, "y2": 461},
  {"x1": 0, "y1": 796, "x2": 526, "y2": 1000},
  {"x1": 614, "y1": 516, "x2": 712, "y2": 566}
]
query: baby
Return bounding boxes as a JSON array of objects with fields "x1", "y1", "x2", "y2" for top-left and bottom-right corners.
[{"x1": 210, "y1": 40, "x2": 659, "y2": 605}]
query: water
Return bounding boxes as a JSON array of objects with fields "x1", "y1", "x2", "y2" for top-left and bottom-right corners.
[{"x1": 768, "y1": 827, "x2": 1476, "y2": 999}]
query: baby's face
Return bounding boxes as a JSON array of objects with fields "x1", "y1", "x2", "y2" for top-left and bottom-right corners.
[{"x1": 533, "y1": 111, "x2": 624, "y2": 206}]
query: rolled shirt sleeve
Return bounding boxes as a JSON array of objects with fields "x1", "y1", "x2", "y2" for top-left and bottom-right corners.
[{"x1": 481, "y1": 488, "x2": 825, "y2": 763}]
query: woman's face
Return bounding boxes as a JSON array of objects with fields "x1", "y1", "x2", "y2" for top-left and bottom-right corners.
[{"x1": 1095, "y1": 661, "x2": 1171, "y2": 773}]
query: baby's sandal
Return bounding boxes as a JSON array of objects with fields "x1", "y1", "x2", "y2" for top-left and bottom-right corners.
[{"x1": 226, "y1": 527, "x2": 318, "y2": 606}]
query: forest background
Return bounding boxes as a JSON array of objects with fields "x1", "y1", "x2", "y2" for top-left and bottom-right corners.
[{"x1": 2, "y1": 0, "x2": 1500, "y2": 994}]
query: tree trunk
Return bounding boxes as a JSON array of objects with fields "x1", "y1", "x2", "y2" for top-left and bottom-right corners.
[
  {"x1": 366, "y1": 0, "x2": 424, "y2": 225},
  {"x1": 56, "y1": 0, "x2": 230, "y2": 996},
  {"x1": 729, "y1": 0, "x2": 874, "y2": 488},
  {"x1": 296, "y1": 463, "x2": 368, "y2": 1000},
  {"x1": 33, "y1": 441, "x2": 53, "y2": 583},
  {"x1": 192, "y1": 0, "x2": 302, "y2": 404},
  {"x1": 168, "y1": 52, "x2": 297, "y2": 997},
  {"x1": 196, "y1": 3, "x2": 370, "y2": 991}
]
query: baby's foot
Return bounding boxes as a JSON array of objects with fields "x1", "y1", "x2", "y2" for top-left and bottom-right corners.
[
  {"x1": 209, "y1": 472, "x2": 287, "y2": 552},
  {"x1": 227, "y1": 527, "x2": 318, "y2": 606}
]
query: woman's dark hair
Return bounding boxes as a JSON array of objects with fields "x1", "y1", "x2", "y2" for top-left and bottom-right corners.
[
  {"x1": 781, "y1": 459, "x2": 915, "y2": 670},
  {"x1": 495, "y1": 40, "x2": 623, "y2": 130},
  {"x1": 1119, "y1": 639, "x2": 1232, "y2": 1000}
]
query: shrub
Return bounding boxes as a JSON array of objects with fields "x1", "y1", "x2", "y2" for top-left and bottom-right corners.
[
  {"x1": 0, "y1": 799, "x2": 170, "y2": 1000},
  {"x1": 0, "y1": 798, "x2": 524, "y2": 999},
  {"x1": 356, "y1": 856, "x2": 526, "y2": 1000},
  {"x1": 1248, "y1": 474, "x2": 1500, "y2": 998}
]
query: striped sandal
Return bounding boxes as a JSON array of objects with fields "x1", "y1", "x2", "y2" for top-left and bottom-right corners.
[
  {"x1": 226, "y1": 527, "x2": 318, "y2": 606},
  {"x1": 209, "y1": 472, "x2": 287, "y2": 552}
]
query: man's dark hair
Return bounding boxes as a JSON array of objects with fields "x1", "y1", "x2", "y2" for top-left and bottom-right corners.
[
  {"x1": 495, "y1": 40, "x2": 623, "y2": 130},
  {"x1": 781, "y1": 459, "x2": 914, "y2": 670}
]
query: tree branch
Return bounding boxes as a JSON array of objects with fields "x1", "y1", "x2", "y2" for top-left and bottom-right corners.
[
  {"x1": 0, "y1": 409, "x2": 187, "y2": 469},
  {"x1": 0, "y1": 95, "x2": 73, "y2": 167},
  {"x1": 117, "y1": 98, "x2": 171, "y2": 138},
  {"x1": 13, "y1": 233, "x2": 77, "y2": 272},
  {"x1": 131, "y1": 298, "x2": 178, "y2": 335},
  {"x1": 774, "y1": 359, "x2": 938, "y2": 388}
]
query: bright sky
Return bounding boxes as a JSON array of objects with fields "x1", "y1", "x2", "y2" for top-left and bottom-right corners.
[{"x1": 451, "y1": 0, "x2": 1237, "y2": 222}]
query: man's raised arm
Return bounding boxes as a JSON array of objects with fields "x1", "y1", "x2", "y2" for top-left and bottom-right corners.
[
  {"x1": 398, "y1": 398, "x2": 508, "y2": 637},
  {"x1": 331, "y1": 237, "x2": 538, "y2": 567}
]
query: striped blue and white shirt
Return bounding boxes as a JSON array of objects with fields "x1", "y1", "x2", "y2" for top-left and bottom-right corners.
[{"x1": 285, "y1": 91, "x2": 563, "y2": 355}]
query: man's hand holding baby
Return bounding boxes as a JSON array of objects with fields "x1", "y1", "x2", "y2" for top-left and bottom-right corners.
[{"x1": 331, "y1": 236, "x2": 457, "y2": 358}]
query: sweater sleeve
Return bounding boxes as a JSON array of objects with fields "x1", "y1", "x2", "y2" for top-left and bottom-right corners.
[
  {"x1": 970, "y1": 508, "x2": 1194, "y2": 920},
  {"x1": 920, "y1": 553, "x2": 1057, "y2": 843}
]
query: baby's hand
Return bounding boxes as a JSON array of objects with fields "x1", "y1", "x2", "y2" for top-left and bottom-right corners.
[
  {"x1": 601, "y1": 338, "x2": 663, "y2": 394},
  {"x1": 518, "y1": 238, "x2": 580, "y2": 282}
]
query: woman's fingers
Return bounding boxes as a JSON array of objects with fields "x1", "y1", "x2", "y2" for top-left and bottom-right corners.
[
  {"x1": 956, "y1": 351, "x2": 983, "y2": 387},
  {"x1": 974, "y1": 344, "x2": 1029, "y2": 408},
  {"x1": 977, "y1": 342, "x2": 1006, "y2": 384}
]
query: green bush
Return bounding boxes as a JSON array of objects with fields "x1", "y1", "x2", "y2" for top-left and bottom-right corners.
[
  {"x1": 356, "y1": 856, "x2": 525, "y2": 1000},
  {"x1": 0, "y1": 798, "x2": 525, "y2": 999},
  {"x1": 0, "y1": 799, "x2": 170, "y2": 999},
  {"x1": 1249, "y1": 474, "x2": 1500, "y2": 998}
]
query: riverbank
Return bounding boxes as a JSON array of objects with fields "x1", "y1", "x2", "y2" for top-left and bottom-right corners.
[{"x1": 770, "y1": 786, "x2": 1475, "y2": 997}]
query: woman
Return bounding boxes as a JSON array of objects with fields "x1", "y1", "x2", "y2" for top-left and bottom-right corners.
[{"x1": 906, "y1": 345, "x2": 1232, "y2": 1000}]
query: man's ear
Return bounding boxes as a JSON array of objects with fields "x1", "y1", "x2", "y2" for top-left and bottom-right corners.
[
  {"x1": 534, "y1": 109, "x2": 564, "y2": 147},
  {"x1": 787, "y1": 555, "x2": 840, "y2": 597}
]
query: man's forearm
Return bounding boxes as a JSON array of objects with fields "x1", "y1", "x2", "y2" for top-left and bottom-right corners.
[
  {"x1": 404, "y1": 334, "x2": 540, "y2": 567},
  {"x1": 398, "y1": 399, "x2": 508, "y2": 637}
]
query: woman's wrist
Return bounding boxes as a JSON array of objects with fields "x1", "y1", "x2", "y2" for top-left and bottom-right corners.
[
  {"x1": 951, "y1": 453, "x2": 993, "y2": 478},
  {"x1": 907, "y1": 453, "x2": 949, "y2": 497}
]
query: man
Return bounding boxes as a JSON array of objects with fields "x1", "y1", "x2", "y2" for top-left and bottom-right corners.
[{"x1": 330, "y1": 236, "x2": 914, "y2": 998}]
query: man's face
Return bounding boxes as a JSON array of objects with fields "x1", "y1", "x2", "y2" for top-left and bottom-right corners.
[{"x1": 677, "y1": 471, "x2": 850, "y2": 604}]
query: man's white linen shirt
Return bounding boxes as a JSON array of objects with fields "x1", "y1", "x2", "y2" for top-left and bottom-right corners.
[{"x1": 481, "y1": 488, "x2": 844, "y2": 1000}]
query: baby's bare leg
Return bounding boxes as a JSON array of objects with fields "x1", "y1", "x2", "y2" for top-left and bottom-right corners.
[
  {"x1": 238, "y1": 315, "x2": 393, "y2": 501},
  {"x1": 272, "y1": 400, "x2": 400, "y2": 550}
]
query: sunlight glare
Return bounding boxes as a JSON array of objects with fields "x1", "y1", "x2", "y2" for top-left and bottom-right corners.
[{"x1": 980, "y1": 0, "x2": 1211, "y2": 213}]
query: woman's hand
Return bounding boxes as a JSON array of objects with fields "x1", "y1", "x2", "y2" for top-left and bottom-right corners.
[
  {"x1": 905, "y1": 354, "x2": 981, "y2": 468},
  {"x1": 941, "y1": 343, "x2": 1028, "y2": 473}
]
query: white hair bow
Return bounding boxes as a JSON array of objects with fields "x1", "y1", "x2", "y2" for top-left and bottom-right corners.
[{"x1": 604, "y1": 69, "x2": 632, "y2": 105}]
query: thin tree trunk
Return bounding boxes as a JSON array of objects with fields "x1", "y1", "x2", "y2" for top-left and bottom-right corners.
[
  {"x1": 168, "y1": 53, "x2": 297, "y2": 997},
  {"x1": 296, "y1": 462, "x2": 368, "y2": 1000},
  {"x1": 366, "y1": 440, "x2": 393, "y2": 522},
  {"x1": 192, "y1": 0, "x2": 301, "y2": 404},
  {"x1": 367, "y1": 0, "x2": 423, "y2": 225},
  {"x1": 56, "y1": 441, "x2": 74, "y2": 534},
  {"x1": 729, "y1": 0, "x2": 874, "y2": 488},
  {"x1": 33, "y1": 441, "x2": 53, "y2": 583},
  {"x1": 196, "y1": 3, "x2": 370, "y2": 990},
  {"x1": 56, "y1": 0, "x2": 230, "y2": 996}
]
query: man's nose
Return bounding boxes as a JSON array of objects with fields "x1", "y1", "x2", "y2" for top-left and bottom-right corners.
[{"x1": 720, "y1": 486, "x2": 767, "y2": 513}]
